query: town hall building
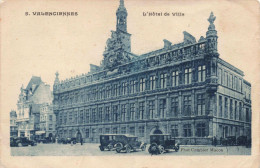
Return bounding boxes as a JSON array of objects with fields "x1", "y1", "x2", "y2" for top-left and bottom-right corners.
[{"x1": 53, "y1": 0, "x2": 251, "y2": 144}]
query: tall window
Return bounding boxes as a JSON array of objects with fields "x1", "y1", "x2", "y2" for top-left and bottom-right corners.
[
  {"x1": 130, "y1": 127, "x2": 135, "y2": 136},
  {"x1": 86, "y1": 109, "x2": 90, "y2": 123},
  {"x1": 183, "y1": 124, "x2": 192, "y2": 137},
  {"x1": 149, "y1": 100, "x2": 155, "y2": 119},
  {"x1": 185, "y1": 68, "x2": 192, "y2": 84},
  {"x1": 113, "y1": 105, "x2": 119, "y2": 122},
  {"x1": 130, "y1": 80, "x2": 136, "y2": 94},
  {"x1": 79, "y1": 110, "x2": 83, "y2": 124},
  {"x1": 159, "y1": 99, "x2": 166, "y2": 118},
  {"x1": 160, "y1": 73, "x2": 167, "y2": 88},
  {"x1": 140, "y1": 78, "x2": 145, "y2": 92},
  {"x1": 234, "y1": 101, "x2": 237, "y2": 120},
  {"x1": 69, "y1": 112, "x2": 73, "y2": 124},
  {"x1": 150, "y1": 76, "x2": 156, "y2": 90},
  {"x1": 172, "y1": 71, "x2": 179, "y2": 87},
  {"x1": 59, "y1": 113, "x2": 62, "y2": 125},
  {"x1": 196, "y1": 123, "x2": 206, "y2": 137},
  {"x1": 121, "y1": 104, "x2": 126, "y2": 121},
  {"x1": 106, "y1": 86, "x2": 111, "y2": 98},
  {"x1": 49, "y1": 115, "x2": 53, "y2": 121},
  {"x1": 171, "y1": 97, "x2": 178, "y2": 117},
  {"x1": 234, "y1": 77, "x2": 237, "y2": 90},
  {"x1": 121, "y1": 127, "x2": 126, "y2": 134},
  {"x1": 105, "y1": 128, "x2": 110, "y2": 134},
  {"x1": 226, "y1": 73, "x2": 229, "y2": 87},
  {"x1": 139, "y1": 126, "x2": 145, "y2": 137},
  {"x1": 246, "y1": 108, "x2": 250, "y2": 122},
  {"x1": 113, "y1": 127, "x2": 118, "y2": 134},
  {"x1": 139, "y1": 102, "x2": 145, "y2": 120},
  {"x1": 224, "y1": 97, "x2": 228, "y2": 118},
  {"x1": 230, "y1": 74, "x2": 233, "y2": 89},
  {"x1": 238, "y1": 79, "x2": 242, "y2": 92},
  {"x1": 198, "y1": 65, "x2": 206, "y2": 82},
  {"x1": 86, "y1": 129, "x2": 89, "y2": 138},
  {"x1": 92, "y1": 108, "x2": 96, "y2": 123},
  {"x1": 239, "y1": 102, "x2": 242, "y2": 121},
  {"x1": 130, "y1": 103, "x2": 135, "y2": 121},
  {"x1": 219, "y1": 96, "x2": 223, "y2": 117},
  {"x1": 183, "y1": 96, "x2": 191, "y2": 116},
  {"x1": 113, "y1": 84, "x2": 118, "y2": 97},
  {"x1": 230, "y1": 99, "x2": 233, "y2": 119},
  {"x1": 64, "y1": 112, "x2": 67, "y2": 125},
  {"x1": 197, "y1": 94, "x2": 205, "y2": 116},
  {"x1": 122, "y1": 82, "x2": 127, "y2": 95},
  {"x1": 171, "y1": 125, "x2": 178, "y2": 137},
  {"x1": 218, "y1": 68, "x2": 222, "y2": 84},
  {"x1": 98, "y1": 107, "x2": 103, "y2": 123},
  {"x1": 105, "y1": 106, "x2": 110, "y2": 122}
]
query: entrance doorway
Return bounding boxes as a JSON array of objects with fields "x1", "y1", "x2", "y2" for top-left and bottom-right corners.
[
  {"x1": 153, "y1": 129, "x2": 163, "y2": 134},
  {"x1": 76, "y1": 131, "x2": 82, "y2": 143}
]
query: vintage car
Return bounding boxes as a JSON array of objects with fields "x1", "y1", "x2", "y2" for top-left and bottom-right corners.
[
  {"x1": 236, "y1": 136, "x2": 247, "y2": 146},
  {"x1": 66, "y1": 137, "x2": 77, "y2": 144},
  {"x1": 221, "y1": 136, "x2": 237, "y2": 146},
  {"x1": 10, "y1": 137, "x2": 37, "y2": 147},
  {"x1": 99, "y1": 134, "x2": 120, "y2": 151},
  {"x1": 114, "y1": 135, "x2": 147, "y2": 153},
  {"x1": 148, "y1": 134, "x2": 179, "y2": 154}
]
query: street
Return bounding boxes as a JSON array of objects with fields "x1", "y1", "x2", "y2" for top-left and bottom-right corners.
[{"x1": 10, "y1": 143, "x2": 251, "y2": 156}]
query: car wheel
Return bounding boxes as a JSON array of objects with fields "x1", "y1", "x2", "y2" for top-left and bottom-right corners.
[
  {"x1": 158, "y1": 145, "x2": 164, "y2": 154},
  {"x1": 175, "y1": 145, "x2": 180, "y2": 152},
  {"x1": 115, "y1": 143, "x2": 123, "y2": 153},
  {"x1": 148, "y1": 144, "x2": 158, "y2": 154},
  {"x1": 99, "y1": 146, "x2": 104, "y2": 151},
  {"x1": 125, "y1": 145, "x2": 131, "y2": 153},
  {"x1": 18, "y1": 143, "x2": 22, "y2": 147},
  {"x1": 141, "y1": 145, "x2": 146, "y2": 151},
  {"x1": 107, "y1": 144, "x2": 113, "y2": 151}
]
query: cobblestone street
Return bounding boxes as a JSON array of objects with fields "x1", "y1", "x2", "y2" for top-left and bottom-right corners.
[{"x1": 11, "y1": 143, "x2": 251, "y2": 156}]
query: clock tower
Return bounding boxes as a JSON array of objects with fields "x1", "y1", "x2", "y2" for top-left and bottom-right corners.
[
  {"x1": 102, "y1": 0, "x2": 131, "y2": 70},
  {"x1": 116, "y1": 0, "x2": 127, "y2": 32}
]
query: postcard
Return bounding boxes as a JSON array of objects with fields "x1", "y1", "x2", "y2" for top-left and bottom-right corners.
[{"x1": 1, "y1": 0, "x2": 260, "y2": 168}]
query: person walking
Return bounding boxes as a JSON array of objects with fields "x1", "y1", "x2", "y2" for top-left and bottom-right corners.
[{"x1": 80, "y1": 138, "x2": 83, "y2": 145}]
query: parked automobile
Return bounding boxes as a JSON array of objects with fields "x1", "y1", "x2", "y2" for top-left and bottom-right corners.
[
  {"x1": 221, "y1": 136, "x2": 236, "y2": 146},
  {"x1": 148, "y1": 134, "x2": 179, "y2": 155},
  {"x1": 10, "y1": 137, "x2": 37, "y2": 147},
  {"x1": 99, "y1": 134, "x2": 119, "y2": 151},
  {"x1": 114, "y1": 135, "x2": 147, "y2": 153},
  {"x1": 37, "y1": 137, "x2": 51, "y2": 144},
  {"x1": 67, "y1": 137, "x2": 77, "y2": 144},
  {"x1": 237, "y1": 136, "x2": 247, "y2": 146}
]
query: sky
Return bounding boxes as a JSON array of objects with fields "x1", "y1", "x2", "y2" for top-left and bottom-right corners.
[{"x1": 1, "y1": 0, "x2": 259, "y2": 114}]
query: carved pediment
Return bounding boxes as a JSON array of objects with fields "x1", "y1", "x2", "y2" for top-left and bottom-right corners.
[{"x1": 183, "y1": 31, "x2": 196, "y2": 44}]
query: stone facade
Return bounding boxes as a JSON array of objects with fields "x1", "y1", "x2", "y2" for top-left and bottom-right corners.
[
  {"x1": 16, "y1": 76, "x2": 53, "y2": 140},
  {"x1": 53, "y1": 0, "x2": 251, "y2": 144}
]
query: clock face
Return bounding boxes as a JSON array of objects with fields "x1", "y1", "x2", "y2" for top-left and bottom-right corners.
[{"x1": 109, "y1": 57, "x2": 114, "y2": 63}]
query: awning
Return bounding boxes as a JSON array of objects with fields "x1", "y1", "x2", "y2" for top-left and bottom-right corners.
[{"x1": 35, "y1": 131, "x2": 46, "y2": 135}]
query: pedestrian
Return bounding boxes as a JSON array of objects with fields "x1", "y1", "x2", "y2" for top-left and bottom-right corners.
[
  {"x1": 213, "y1": 136, "x2": 217, "y2": 146},
  {"x1": 80, "y1": 138, "x2": 83, "y2": 145}
]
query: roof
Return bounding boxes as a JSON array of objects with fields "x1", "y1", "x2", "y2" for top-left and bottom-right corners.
[{"x1": 25, "y1": 76, "x2": 42, "y2": 91}]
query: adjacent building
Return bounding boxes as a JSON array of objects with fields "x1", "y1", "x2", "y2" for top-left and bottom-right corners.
[
  {"x1": 53, "y1": 0, "x2": 251, "y2": 144},
  {"x1": 10, "y1": 110, "x2": 18, "y2": 137},
  {"x1": 38, "y1": 103, "x2": 56, "y2": 141},
  {"x1": 16, "y1": 76, "x2": 53, "y2": 140}
]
